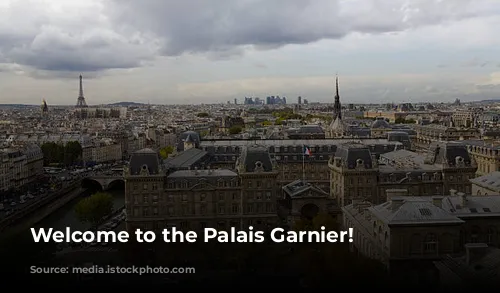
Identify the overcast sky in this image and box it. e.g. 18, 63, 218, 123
0, 0, 499, 105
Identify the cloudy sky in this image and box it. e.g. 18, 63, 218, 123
0, 0, 500, 105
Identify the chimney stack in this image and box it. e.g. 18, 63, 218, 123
457, 192, 467, 207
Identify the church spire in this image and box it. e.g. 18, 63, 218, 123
333, 75, 342, 120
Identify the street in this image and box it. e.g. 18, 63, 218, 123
0, 164, 121, 220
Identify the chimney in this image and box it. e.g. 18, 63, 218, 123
465, 243, 489, 265
386, 189, 408, 202
390, 198, 405, 211
371, 154, 378, 167
432, 196, 444, 208
457, 192, 467, 207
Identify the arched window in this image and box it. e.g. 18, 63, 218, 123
424, 233, 437, 253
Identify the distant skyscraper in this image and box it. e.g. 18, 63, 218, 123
298, 96, 302, 104
234, 98, 237, 105
76, 74, 88, 108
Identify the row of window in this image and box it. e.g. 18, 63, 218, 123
132, 191, 275, 204
131, 202, 276, 217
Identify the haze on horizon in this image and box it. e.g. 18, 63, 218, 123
0, 0, 499, 106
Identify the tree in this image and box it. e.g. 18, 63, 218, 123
41, 141, 82, 166
261, 120, 272, 126
75, 192, 114, 228
64, 141, 82, 166
159, 145, 175, 159
197, 112, 210, 118
229, 125, 242, 135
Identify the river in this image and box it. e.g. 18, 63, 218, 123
36, 188, 125, 231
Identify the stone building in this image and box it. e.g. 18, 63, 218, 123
343, 192, 500, 271
282, 179, 340, 226
370, 117, 392, 138
413, 124, 479, 151
0, 144, 43, 194
452, 108, 482, 128
200, 138, 404, 192
124, 146, 281, 232
460, 139, 500, 176
329, 142, 477, 207
470, 171, 500, 196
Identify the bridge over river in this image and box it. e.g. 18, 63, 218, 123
82, 174, 125, 191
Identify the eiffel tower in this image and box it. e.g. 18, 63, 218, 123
76, 74, 88, 108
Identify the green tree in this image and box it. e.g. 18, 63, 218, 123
159, 145, 175, 159
75, 192, 114, 228
229, 125, 243, 135
64, 141, 82, 166
395, 117, 405, 124
261, 120, 272, 126
197, 112, 210, 118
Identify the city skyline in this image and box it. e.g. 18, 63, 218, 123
0, 0, 500, 105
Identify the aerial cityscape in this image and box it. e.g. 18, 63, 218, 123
0, 0, 500, 290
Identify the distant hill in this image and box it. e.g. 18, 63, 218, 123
107, 101, 145, 106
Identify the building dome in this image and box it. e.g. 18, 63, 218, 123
371, 117, 391, 129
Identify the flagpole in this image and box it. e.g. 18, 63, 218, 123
302, 144, 305, 182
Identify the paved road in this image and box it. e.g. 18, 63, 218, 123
0, 165, 123, 220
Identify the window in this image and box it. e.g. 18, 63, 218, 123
471, 226, 481, 243
142, 208, 149, 217
487, 227, 495, 245
133, 184, 138, 190
182, 194, 188, 201
200, 204, 206, 215
218, 193, 224, 201
153, 207, 158, 216
424, 233, 437, 253
143, 183, 148, 190
200, 193, 206, 201
218, 205, 225, 214
133, 195, 138, 204
143, 195, 148, 203
232, 193, 238, 201
266, 192, 272, 200
256, 192, 262, 200
152, 183, 158, 190
232, 204, 239, 214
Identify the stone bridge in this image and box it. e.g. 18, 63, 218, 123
82, 175, 125, 191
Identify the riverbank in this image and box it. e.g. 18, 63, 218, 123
1, 187, 86, 238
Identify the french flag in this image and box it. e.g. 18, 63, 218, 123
304, 146, 312, 156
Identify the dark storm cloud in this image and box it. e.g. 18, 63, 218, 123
106, 0, 488, 58
0, 0, 496, 74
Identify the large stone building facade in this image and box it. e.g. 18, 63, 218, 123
125, 146, 282, 232
200, 139, 405, 193
329, 142, 477, 208
343, 192, 500, 270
